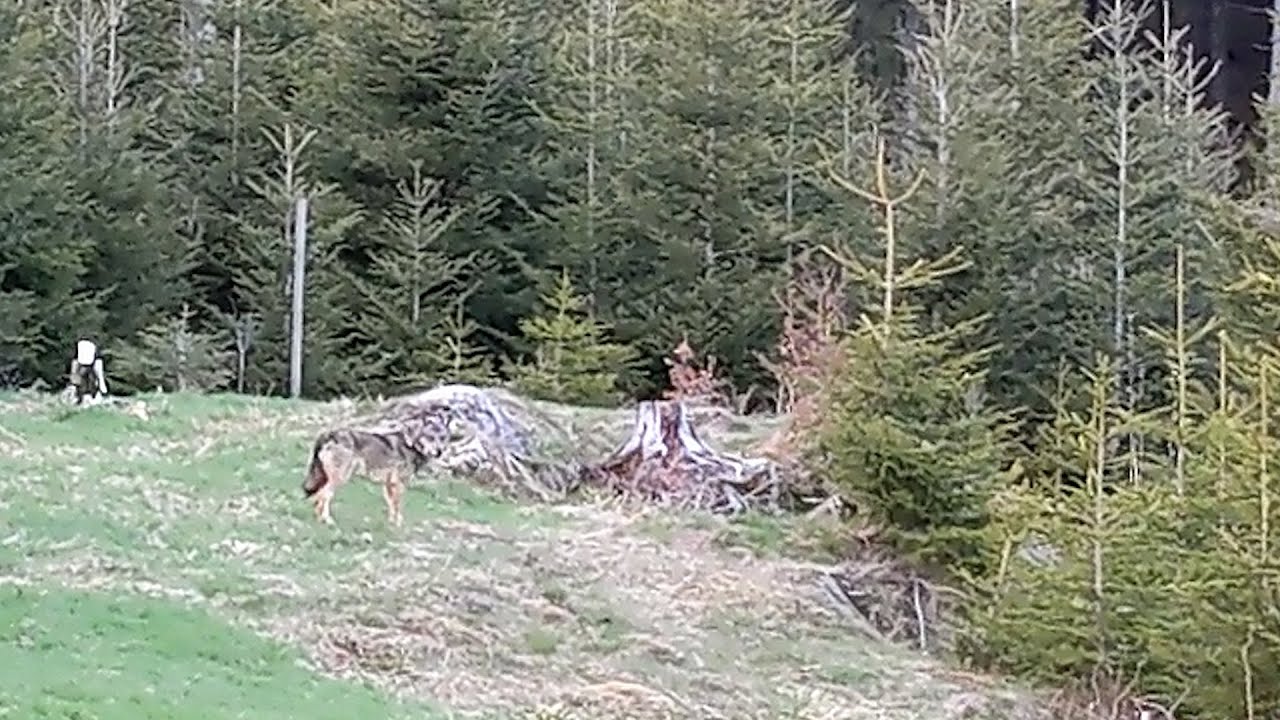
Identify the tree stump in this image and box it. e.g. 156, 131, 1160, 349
372, 383, 581, 500
581, 400, 783, 514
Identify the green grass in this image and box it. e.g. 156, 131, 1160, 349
0, 585, 439, 719
0, 389, 1041, 720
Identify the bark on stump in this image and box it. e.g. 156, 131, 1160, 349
375, 384, 580, 500
582, 400, 782, 514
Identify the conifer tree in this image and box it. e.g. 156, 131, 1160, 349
1223, 99, 1280, 349
0, 2, 104, 383
112, 303, 235, 392
1212, 105, 1280, 713
290, 182, 368, 396
154, 0, 305, 394
348, 160, 478, 389
429, 300, 498, 386
1084, 0, 1151, 407
590, 0, 857, 392
227, 123, 314, 394
301, 0, 543, 363
1074, 0, 1237, 480
1139, 2, 1236, 458
884, 0, 1096, 422
228, 122, 363, 395
964, 357, 1201, 702
761, 0, 854, 246
43, 0, 197, 337
964, 359, 1122, 677
1143, 242, 1219, 493
813, 136, 1013, 576
506, 270, 636, 406
968, 340, 1279, 716
414, 0, 553, 343
892, 0, 1051, 357
1197, 347, 1280, 716
526, 0, 637, 299
3, 0, 195, 367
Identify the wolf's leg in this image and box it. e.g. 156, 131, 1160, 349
314, 488, 336, 525
312, 445, 353, 526
379, 475, 395, 524
381, 472, 404, 527
391, 475, 405, 526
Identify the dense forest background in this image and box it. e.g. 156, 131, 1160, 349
2, 0, 1275, 406
8, 0, 1280, 716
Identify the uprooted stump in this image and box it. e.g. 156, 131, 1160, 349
580, 400, 790, 514
376, 384, 584, 502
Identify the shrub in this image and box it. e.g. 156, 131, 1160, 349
507, 270, 637, 406
112, 304, 235, 393
813, 308, 1014, 578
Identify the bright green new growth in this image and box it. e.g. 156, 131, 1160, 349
507, 270, 637, 406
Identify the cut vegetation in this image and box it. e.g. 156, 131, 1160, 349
0, 390, 1041, 719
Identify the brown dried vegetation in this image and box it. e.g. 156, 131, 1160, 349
753, 250, 850, 464
662, 335, 732, 407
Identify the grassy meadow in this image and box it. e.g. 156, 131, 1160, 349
0, 390, 1038, 719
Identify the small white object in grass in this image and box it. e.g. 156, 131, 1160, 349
75, 339, 96, 366
69, 338, 109, 400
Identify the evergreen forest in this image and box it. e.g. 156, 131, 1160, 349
7, 0, 1280, 716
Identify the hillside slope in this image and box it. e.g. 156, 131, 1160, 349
0, 390, 1039, 719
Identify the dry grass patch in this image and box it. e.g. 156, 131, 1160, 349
0, 390, 1043, 720
258, 503, 1040, 720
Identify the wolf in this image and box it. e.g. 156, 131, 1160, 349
301, 425, 435, 527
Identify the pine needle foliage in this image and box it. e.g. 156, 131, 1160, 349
112, 304, 235, 393
430, 300, 499, 386
817, 308, 1014, 577
507, 270, 637, 407
965, 347, 1280, 718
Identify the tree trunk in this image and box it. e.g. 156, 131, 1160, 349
1270, 0, 1280, 107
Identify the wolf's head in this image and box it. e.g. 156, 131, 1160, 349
302, 431, 337, 497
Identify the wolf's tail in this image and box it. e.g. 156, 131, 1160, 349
302, 431, 336, 497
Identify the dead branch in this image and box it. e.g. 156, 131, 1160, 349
817, 547, 954, 654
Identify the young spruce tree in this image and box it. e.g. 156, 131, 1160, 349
813, 136, 1014, 577
507, 270, 636, 407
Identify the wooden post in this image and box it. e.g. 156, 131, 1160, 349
1271, 0, 1280, 108
289, 195, 308, 398
1009, 0, 1019, 59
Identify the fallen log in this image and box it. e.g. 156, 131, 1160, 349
579, 399, 787, 514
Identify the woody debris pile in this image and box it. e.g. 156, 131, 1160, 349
376, 383, 584, 501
